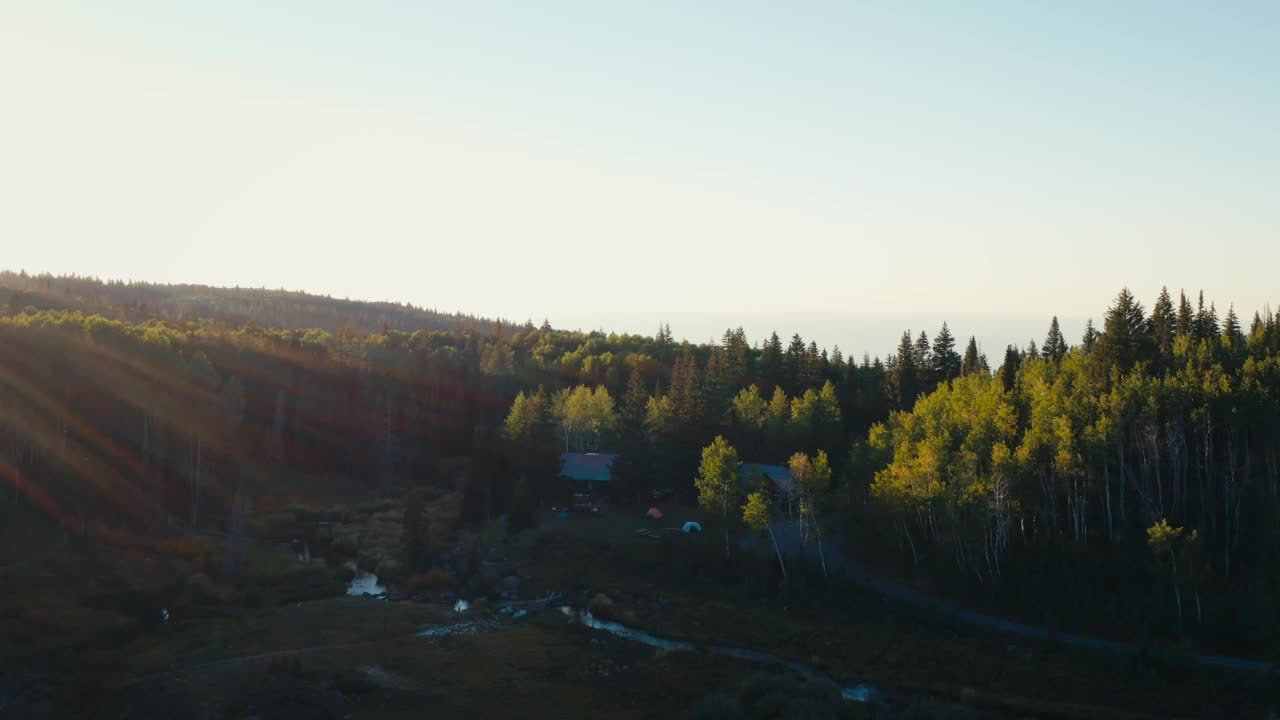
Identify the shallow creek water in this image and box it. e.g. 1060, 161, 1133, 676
407, 603, 878, 704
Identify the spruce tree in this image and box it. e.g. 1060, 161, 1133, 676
785, 334, 807, 391
1176, 290, 1194, 337
997, 345, 1020, 392
1194, 291, 1213, 341
721, 327, 749, 384
1082, 318, 1099, 353
622, 367, 649, 431
1150, 287, 1175, 364
1223, 305, 1242, 344
961, 336, 981, 376
1096, 287, 1148, 371
1204, 302, 1221, 340
892, 331, 919, 409
801, 340, 823, 388
760, 332, 784, 388
913, 330, 933, 390
669, 348, 702, 428
931, 322, 962, 381
1042, 316, 1068, 362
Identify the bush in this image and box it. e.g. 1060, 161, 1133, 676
154, 537, 221, 573
374, 559, 405, 583
407, 571, 455, 594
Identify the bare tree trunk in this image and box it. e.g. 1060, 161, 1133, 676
815, 521, 828, 577
767, 525, 787, 580
903, 522, 919, 567
721, 497, 731, 559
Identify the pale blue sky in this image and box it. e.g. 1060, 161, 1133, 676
2, 1, 1277, 354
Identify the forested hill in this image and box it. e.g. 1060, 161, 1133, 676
5, 276, 1280, 656
0, 270, 496, 335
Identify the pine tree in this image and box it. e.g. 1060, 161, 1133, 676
1082, 318, 1099, 353
1204, 302, 1221, 340
928, 323, 960, 381
1176, 290, 1194, 338
1223, 305, 1243, 344
1042, 316, 1068, 362
1194, 291, 1215, 341
913, 330, 933, 391
622, 367, 649, 433
1249, 311, 1267, 351
760, 332, 784, 388
721, 327, 750, 384
1024, 339, 1040, 360
785, 334, 807, 391
801, 340, 823, 388
892, 331, 920, 409
961, 336, 981, 376
669, 348, 702, 427
1096, 287, 1149, 371
997, 345, 1020, 392
1150, 287, 1175, 350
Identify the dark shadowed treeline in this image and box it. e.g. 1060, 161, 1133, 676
0, 311, 494, 538
0, 278, 902, 544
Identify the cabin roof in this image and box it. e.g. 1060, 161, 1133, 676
739, 463, 795, 495
561, 452, 617, 482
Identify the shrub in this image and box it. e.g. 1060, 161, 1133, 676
407, 571, 455, 594
374, 559, 405, 583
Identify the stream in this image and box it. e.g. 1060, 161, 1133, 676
578, 611, 879, 704
409, 602, 879, 705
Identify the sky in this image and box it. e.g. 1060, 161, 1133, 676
2, 2, 1277, 355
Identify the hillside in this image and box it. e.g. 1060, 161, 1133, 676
0, 271, 499, 336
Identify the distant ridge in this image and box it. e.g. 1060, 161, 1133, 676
0, 270, 507, 336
